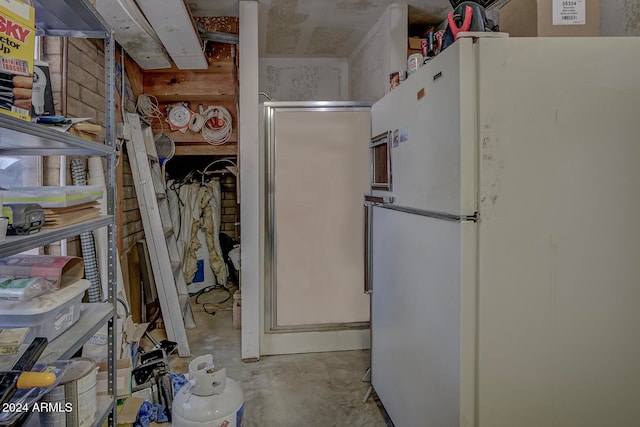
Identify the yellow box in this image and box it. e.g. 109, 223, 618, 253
0, 0, 35, 121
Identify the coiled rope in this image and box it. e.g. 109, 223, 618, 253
137, 95, 232, 145
189, 105, 233, 145
136, 94, 165, 132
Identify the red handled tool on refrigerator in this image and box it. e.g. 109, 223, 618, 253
447, 5, 473, 41
441, 1, 500, 52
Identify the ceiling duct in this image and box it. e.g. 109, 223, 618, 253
195, 23, 239, 45
200, 31, 239, 45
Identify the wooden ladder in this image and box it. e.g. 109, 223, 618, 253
124, 113, 195, 357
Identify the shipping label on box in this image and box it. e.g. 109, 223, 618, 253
0, 0, 35, 121
552, 0, 585, 25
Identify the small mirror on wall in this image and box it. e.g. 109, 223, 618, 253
370, 131, 392, 191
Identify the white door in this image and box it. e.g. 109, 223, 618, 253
262, 103, 372, 355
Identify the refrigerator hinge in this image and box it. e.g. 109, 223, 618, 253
462, 212, 479, 222
364, 195, 394, 205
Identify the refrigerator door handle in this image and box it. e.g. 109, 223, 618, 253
377, 203, 478, 222
363, 195, 393, 294
364, 202, 373, 294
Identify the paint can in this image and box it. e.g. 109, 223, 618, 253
40, 358, 98, 427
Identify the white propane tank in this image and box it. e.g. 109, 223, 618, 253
172, 354, 244, 427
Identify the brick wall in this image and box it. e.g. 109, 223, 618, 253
120, 151, 144, 252
220, 174, 239, 241
66, 39, 106, 127
40, 37, 145, 256
42, 37, 106, 190
42, 37, 106, 126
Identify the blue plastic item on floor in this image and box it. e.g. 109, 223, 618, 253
134, 401, 169, 427
172, 372, 189, 394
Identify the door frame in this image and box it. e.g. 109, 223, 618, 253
262, 102, 372, 354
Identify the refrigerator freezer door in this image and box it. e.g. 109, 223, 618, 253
371, 205, 477, 426
370, 39, 476, 216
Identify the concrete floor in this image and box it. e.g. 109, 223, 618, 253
168, 290, 391, 426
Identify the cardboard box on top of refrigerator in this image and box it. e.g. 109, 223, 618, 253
0, 0, 35, 121
500, 0, 599, 37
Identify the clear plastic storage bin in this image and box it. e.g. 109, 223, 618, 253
0, 279, 90, 342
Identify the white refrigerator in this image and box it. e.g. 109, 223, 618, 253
368, 35, 640, 427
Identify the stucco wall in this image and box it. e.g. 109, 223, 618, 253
259, 58, 349, 101
600, 0, 640, 36
348, 3, 407, 102
348, 17, 387, 102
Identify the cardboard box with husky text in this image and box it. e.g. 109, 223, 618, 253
0, 0, 35, 121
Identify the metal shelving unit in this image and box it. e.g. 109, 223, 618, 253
0, 0, 117, 424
